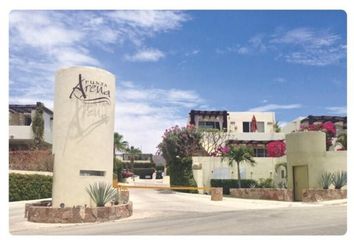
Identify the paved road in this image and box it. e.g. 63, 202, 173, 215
10, 189, 346, 235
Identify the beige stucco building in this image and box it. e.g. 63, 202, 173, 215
286, 131, 347, 201
190, 110, 347, 200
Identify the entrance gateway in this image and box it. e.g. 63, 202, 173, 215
293, 165, 309, 201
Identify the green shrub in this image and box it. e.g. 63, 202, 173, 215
257, 178, 274, 188
9, 173, 52, 201
210, 179, 258, 194
332, 171, 347, 189
319, 172, 332, 189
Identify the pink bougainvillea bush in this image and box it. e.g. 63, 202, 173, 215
266, 141, 286, 157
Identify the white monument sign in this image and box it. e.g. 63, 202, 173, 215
52, 66, 115, 208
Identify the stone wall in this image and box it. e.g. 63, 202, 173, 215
26, 201, 133, 223
230, 188, 293, 201
302, 189, 347, 202
9, 150, 54, 171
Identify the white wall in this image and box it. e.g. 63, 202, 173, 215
228, 112, 276, 133
192, 156, 286, 193
9, 126, 33, 140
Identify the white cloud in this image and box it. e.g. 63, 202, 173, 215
326, 106, 347, 115
125, 48, 165, 62
106, 10, 189, 33
185, 49, 200, 57
9, 10, 193, 153
115, 82, 204, 153
247, 104, 302, 112
271, 28, 340, 46
271, 28, 346, 66
9, 11, 189, 99
222, 27, 346, 66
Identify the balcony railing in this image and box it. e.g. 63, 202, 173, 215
9, 126, 33, 140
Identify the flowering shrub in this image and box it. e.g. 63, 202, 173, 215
300, 121, 336, 150
322, 121, 336, 135
157, 125, 202, 190
266, 141, 286, 157
210, 145, 230, 157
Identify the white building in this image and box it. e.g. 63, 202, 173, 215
189, 110, 284, 157
189, 110, 287, 190
9, 102, 53, 150
189, 110, 347, 195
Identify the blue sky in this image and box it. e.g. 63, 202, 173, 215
9, 10, 347, 153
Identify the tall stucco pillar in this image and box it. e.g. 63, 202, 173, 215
52, 66, 115, 208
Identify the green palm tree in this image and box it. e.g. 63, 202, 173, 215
223, 145, 256, 188
125, 146, 142, 170
113, 132, 128, 155
273, 121, 281, 133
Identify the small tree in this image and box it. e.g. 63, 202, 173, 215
157, 125, 203, 190
220, 145, 256, 188
199, 128, 230, 156
125, 146, 142, 171
32, 102, 44, 148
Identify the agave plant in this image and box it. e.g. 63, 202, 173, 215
319, 172, 332, 189
332, 171, 347, 189
86, 182, 117, 207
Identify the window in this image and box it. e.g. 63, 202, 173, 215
243, 121, 265, 132
253, 148, 266, 157
243, 122, 250, 132
80, 170, 105, 176
198, 121, 220, 130
24, 115, 32, 126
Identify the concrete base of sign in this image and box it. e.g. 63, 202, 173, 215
25, 201, 133, 223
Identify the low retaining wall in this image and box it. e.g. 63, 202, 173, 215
230, 188, 293, 201
26, 201, 133, 223
9, 150, 54, 172
302, 189, 347, 202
